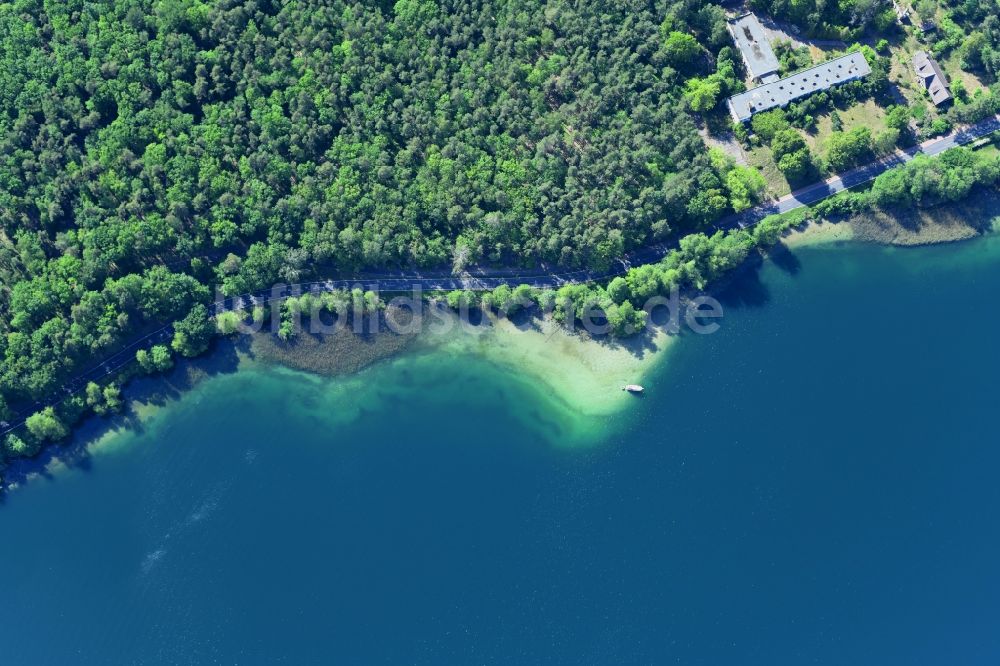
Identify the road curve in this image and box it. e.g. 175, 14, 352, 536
2, 114, 998, 438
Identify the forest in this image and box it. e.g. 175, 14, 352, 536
1, 0, 997, 457
0, 0, 760, 419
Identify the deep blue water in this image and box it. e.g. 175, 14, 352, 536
2, 236, 1000, 664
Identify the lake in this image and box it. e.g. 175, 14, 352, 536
2, 235, 1000, 664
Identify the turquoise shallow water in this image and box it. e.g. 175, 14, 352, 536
2, 235, 1000, 664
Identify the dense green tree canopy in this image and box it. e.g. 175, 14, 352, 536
1, 0, 740, 416
870, 147, 1000, 208
25, 407, 68, 442
750, 0, 887, 39
825, 128, 874, 172
136, 344, 175, 373
172, 304, 214, 357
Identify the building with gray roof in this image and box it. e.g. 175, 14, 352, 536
726, 52, 872, 123
727, 13, 780, 82
913, 51, 951, 106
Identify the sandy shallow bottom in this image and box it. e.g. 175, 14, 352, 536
246, 306, 678, 427
424, 313, 675, 420
10, 311, 679, 486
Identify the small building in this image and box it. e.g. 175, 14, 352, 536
726, 13, 780, 83
892, 0, 911, 23
727, 52, 872, 123
913, 51, 951, 106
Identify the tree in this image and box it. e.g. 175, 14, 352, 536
508, 284, 536, 315
13, 0, 979, 433
625, 264, 665, 302
103, 385, 123, 413
607, 277, 631, 305
825, 128, 873, 172
26, 407, 68, 443
777, 150, 814, 183
873, 128, 901, 156
750, 0, 889, 37
751, 111, 791, 142
488, 284, 514, 313
914, 0, 938, 24
363, 291, 383, 313
771, 129, 808, 161
172, 305, 214, 357
607, 300, 647, 337
4, 433, 39, 458
445, 290, 476, 310
771, 129, 816, 183
219, 243, 288, 296
684, 77, 722, 113
754, 215, 788, 246
868, 147, 1000, 208
869, 165, 911, 207
136, 349, 153, 373
216, 311, 243, 335
663, 31, 702, 69
86, 382, 105, 413
774, 40, 813, 74
138, 345, 174, 373
278, 318, 297, 342
724, 166, 767, 212
536, 290, 557, 312
86, 382, 123, 415
686, 189, 730, 226
885, 105, 912, 137
830, 109, 844, 133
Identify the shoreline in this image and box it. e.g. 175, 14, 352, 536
783, 188, 1000, 249
425, 312, 674, 417
6, 193, 1000, 486
244, 305, 677, 424
248, 309, 678, 445
1, 310, 677, 488
0, 342, 247, 491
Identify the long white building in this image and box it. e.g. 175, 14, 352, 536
726, 51, 872, 123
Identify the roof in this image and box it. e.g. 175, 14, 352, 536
726, 13, 780, 80
913, 50, 951, 105
727, 52, 872, 123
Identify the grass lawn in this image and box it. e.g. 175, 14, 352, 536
804, 99, 888, 153
972, 141, 1000, 159
746, 146, 792, 197
887, 38, 925, 106
941, 49, 989, 97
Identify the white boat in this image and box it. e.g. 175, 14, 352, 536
622, 384, 644, 393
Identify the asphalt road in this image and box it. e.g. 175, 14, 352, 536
3, 114, 999, 438
734, 113, 1000, 224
